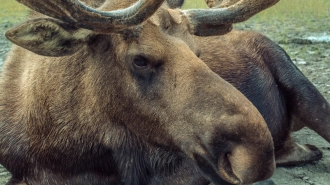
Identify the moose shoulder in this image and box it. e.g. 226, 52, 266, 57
0, 0, 279, 185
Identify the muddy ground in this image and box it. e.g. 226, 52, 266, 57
0, 15, 329, 185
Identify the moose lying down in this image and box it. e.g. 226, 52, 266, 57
0, 0, 280, 184
153, 1, 330, 184
0, 0, 329, 184
178, 0, 330, 162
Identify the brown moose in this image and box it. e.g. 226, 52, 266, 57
154, 0, 330, 183
0, 0, 279, 185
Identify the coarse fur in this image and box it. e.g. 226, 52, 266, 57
160, 27, 330, 185
196, 31, 328, 165
156, 0, 330, 183
0, 0, 280, 185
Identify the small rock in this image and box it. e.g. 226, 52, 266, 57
297, 60, 307, 65
303, 176, 309, 180
294, 58, 307, 65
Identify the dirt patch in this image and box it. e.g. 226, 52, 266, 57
0, 16, 330, 185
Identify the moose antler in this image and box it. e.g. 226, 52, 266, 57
183, 0, 279, 36
16, 0, 165, 32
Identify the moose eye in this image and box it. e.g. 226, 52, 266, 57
133, 56, 148, 68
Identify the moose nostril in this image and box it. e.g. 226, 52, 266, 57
221, 148, 276, 184
222, 153, 233, 174
193, 152, 242, 185
218, 153, 241, 184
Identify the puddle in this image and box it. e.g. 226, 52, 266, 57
306, 33, 330, 43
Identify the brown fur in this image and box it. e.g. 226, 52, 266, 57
196, 31, 328, 164
0, 1, 276, 185
144, 0, 330, 183
165, 0, 329, 170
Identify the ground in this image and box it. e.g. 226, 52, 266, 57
0, 14, 329, 185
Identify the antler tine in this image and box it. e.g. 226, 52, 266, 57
183, 0, 279, 36
16, 0, 166, 32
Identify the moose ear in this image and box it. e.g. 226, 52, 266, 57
5, 18, 92, 57
167, 9, 183, 24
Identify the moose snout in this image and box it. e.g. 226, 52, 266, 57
170, 62, 276, 184
187, 115, 275, 185
217, 144, 276, 184
193, 141, 275, 185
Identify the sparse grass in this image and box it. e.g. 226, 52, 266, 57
258, 0, 329, 20
183, 0, 329, 44
0, 1, 28, 26
1, 0, 329, 26
182, 1, 208, 9
183, 0, 330, 21
0, 0, 329, 42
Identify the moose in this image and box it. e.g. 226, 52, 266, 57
0, 0, 281, 185
2, 0, 329, 184
162, 0, 330, 180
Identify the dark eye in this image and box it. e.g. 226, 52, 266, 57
133, 56, 148, 68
